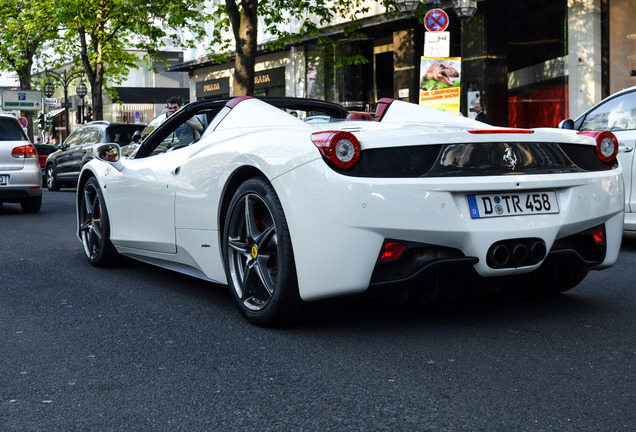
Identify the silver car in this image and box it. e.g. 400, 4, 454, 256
0, 113, 42, 213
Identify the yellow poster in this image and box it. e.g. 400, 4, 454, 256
419, 57, 461, 113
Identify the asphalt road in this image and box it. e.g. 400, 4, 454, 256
1, 189, 635, 431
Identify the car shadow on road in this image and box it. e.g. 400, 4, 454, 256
79, 239, 630, 332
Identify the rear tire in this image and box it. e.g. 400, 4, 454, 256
78, 177, 118, 266
223, 177, 315, 326
46, 165, 61, 191
20, 195, 42, 213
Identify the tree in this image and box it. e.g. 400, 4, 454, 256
55, 0, 210, 120
212, 0, 399, 96
0, 0, 58, 139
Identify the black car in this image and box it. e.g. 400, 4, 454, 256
45, 121, 145, 191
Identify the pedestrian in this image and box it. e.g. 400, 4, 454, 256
166, 96, 204, 146
474, 102, 487, 123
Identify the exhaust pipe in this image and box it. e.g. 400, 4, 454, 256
488, 244, 510, 267
487, 238, 547, 269
530, 241, 547, 262
512, 244, 528, 264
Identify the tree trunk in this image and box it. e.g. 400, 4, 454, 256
17, 67, 35, 141
92, 62, 105, 121
228, 0, 258, 96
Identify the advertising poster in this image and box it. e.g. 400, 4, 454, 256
419, 57, 461, 113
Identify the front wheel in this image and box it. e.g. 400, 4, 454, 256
223, 177, 308, 326
46, 165, 61, 191
78, 177, 118, 266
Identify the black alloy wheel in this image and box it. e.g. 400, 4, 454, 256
79, 177, 117, 266
223, 177, 305, 325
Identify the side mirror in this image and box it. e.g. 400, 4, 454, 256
95, 143, 124, 171
558, 119, 575, 130
131, 130, 142, 143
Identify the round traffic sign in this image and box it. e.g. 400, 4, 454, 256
18, 117, 28, 128
424, 9, 449, 32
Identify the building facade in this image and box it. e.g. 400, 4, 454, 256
44, 51, 190, 143
171, 0, 634, 129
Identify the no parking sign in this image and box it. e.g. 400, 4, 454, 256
424, 9, 449, 32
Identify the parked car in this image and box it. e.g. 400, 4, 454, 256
0, 113, 42, 213
45, 121, 145, 191
33, 142, 56, 177
559, 85, 636, 231
76, 97, 623, 325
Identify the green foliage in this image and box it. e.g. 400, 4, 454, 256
54, 0, 211, 92
210, 0, 400, 66
0, 0, 57, 87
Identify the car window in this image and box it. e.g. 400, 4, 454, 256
107, 125, 145, 145
136, 107, 221, 158
63, 129, 82, 147
80, 127, 101, 144
580, 91, 636, 131
0, 117, 28, 141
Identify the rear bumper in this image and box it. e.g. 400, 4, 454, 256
0, 164, 43, 201
274, 160, 624, 301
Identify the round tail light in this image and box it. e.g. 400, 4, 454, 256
577, 130, 619, 163
311, 131, 361, 169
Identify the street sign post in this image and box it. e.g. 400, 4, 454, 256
1, 90, 42, 111
424, 31, 450, 57
424, 9, 449, 32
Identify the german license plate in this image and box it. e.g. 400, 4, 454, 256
467, 191, 559, 218
0, 175, 7, 185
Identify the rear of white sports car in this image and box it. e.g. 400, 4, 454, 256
75, 96, 624, 325
275, 100, 624, 303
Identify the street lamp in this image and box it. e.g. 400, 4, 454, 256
396, 0, 422, 13
43, 69, 85, 138
453, 0, 477, 23
76, 79, 88, 124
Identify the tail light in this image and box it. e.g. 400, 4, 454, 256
11, 145, 38, 159
380, 241, 406, 262
592, 225, 605, 244
577, 130, 618, 163
311, 131, 361, 169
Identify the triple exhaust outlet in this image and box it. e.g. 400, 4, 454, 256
486, 238, 547, 269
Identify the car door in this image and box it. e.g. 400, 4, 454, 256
104, 149, 191, 253
578, 90, 636, 212
71, 127, 102, 178
103, 118, 195, 254
54, 129, 83, 179
103, 103, 221, 253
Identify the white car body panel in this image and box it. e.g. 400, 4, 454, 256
566, 85, 636, 230
78, 98, 625, 302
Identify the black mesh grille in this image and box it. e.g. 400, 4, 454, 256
332, 142, 617, 178
334, 145, 442, 177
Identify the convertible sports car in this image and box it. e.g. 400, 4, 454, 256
76, 96, 624, 325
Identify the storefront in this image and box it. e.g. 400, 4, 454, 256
170, 0, 634, 128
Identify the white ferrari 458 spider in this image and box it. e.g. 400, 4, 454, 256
76, 96, 624, 325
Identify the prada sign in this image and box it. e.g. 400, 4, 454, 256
196, 77, 230, 98
254, 67, 285, 89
